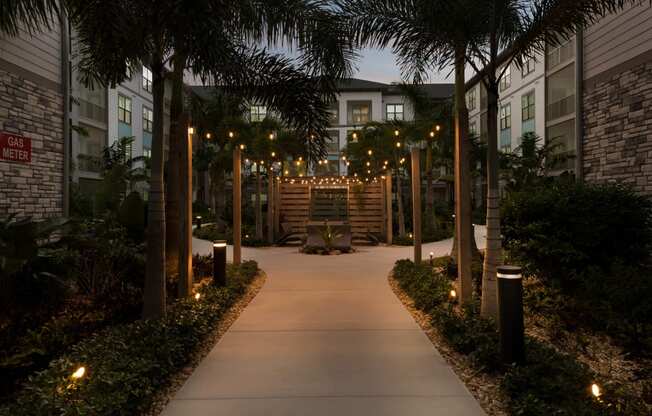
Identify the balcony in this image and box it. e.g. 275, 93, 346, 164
77, 154, 103, 173
547, 95, 575, 120
79, 99, 107, 124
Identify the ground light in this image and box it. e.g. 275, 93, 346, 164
591, 383, 602, 398
450, 289, 457, 299
194, 293, 201, 301
229, 131, 234, 138
71, 366, 85, 380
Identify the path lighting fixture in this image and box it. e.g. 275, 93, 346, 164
229, 131, 234, 138
429, 251, 434, 265
213, 241, 227, 286
194, 292, 201, 301
71, 366, 86, 380
591, 383, 602, 399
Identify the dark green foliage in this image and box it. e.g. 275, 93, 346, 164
391, 259, 647, 415
393, 259, 452, 314
502, 182, 652, 284
193, 224, 232, 244
117, 191, 146, 242
503, 182, 652, 352
0, 261, 258, 415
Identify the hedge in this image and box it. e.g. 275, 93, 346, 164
0, 260, 259, 416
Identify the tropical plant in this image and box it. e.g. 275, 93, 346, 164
320, 222, 343, 251
340, 0, 485, 303
68, 0, 355, 317
342, 122, 411, 237
0, 0, 59, 36
465, 0, 639, 320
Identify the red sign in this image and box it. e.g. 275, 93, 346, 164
0, 132, 31, 163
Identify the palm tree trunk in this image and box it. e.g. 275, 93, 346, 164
481, 79, 502, 320
426, 143, 434, 230
142, 55, 167, 319
255, 163, 263, 240
165, 56, 183, 278
453, 44, 473, 305
396, 169, 406, 237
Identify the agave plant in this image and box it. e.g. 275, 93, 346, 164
320, 221, 343, 252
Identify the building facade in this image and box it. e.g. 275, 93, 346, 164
466, 2, 652, 194
0, 21, 66, 219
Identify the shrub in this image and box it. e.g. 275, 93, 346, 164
502, 182, 652, 284
193, 224, 232, 243
0, 261, 258, 415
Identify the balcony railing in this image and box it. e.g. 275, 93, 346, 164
546, 39, 575, 71
77, 154, 103, 173
547, 95, 575, 120
79, 99, 107, 123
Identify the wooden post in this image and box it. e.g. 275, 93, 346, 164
233, 147, 242, 265
267, 168, 274, 243
178, 127, 193, 297
385, 172, 393, 245
274, 177, 280, 238
411, 148, 422, 264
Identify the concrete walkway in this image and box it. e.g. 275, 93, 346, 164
161, 228, 487, 416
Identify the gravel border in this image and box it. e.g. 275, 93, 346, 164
388, 273, 509, 416
144, 271, 267, 415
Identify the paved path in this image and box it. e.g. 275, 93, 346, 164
161, 228, 487, 416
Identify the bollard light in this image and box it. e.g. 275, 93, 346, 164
497, 265, 525, 364
213, 240, 227, 286
195, 215, 202, 229
429, 251, 434, 266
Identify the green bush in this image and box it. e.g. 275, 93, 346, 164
390, 259, 647, 415
502, 182, 652, 284
0, 261, 258, 416
193, 224, 232, 243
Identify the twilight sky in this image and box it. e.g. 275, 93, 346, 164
353, 47, 453, 84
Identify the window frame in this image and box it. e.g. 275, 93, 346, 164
521, 57, 536, 77
466, 88, 477, 110
118, 94, 132, 125
500, 65, 511, 91
350, 102, 370, 124
500, 103, 511, 130
142, 66, 153, 93
142, 106, 153, 133
250, 105, 267, 122
386, 103, 404, 121
521, 91, 535, 122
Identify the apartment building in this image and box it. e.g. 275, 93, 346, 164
0, 20, 67, 219
466, 2, 652, 193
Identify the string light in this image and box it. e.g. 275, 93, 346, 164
284, 170, 289, 175
195, 293, 201, 301
271, 151, 276, 157
205, 132, 211, 139
396, 141, 402, 148
366, 161, 371, 167
367, 149, 373, 156
341, 155, 347, 161
400, 158, 406, 164
188, 127, 194, 135
591, 383, 601, 398
346, 161, 350, 166
239, 144, 245, 150
229, 131, 234, 138
436, 124, 441, 131
450, 289, 457, 299
352, 132, 358, 140
269, 133, 274, 140
394, 129, 399, 136
429, 131, 435, 138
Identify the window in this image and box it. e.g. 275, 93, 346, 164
143, 107, 153, 132
546, 64, 575, 120
250, 105, 267, 122
124, 141, 132, 161
348, 101, 370, 124
118, 95, 132, 124
522, 57, 535, 77
386, 104, 404, 121
327, 103, 339, 125
500, 65, 511, 91
500, 103, 511, 130
143, 147, 151, 158
466, 88, 476, 110
142, 66, 152, 93
546, 38, 575, 71
521, 91, 535, 121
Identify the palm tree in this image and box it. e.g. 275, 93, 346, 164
68, 0, 354, 318
466, 0, 639, 319
340, 0, 485, 304
0, 0, 59, 36
342, 122, 411, 238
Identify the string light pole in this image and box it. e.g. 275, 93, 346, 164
411, 141, 422, 264
179, 126, 194, 298
232, 133, 242, 265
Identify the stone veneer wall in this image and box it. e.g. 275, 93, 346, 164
0, 68, 64, 219
583, 60, 652, 194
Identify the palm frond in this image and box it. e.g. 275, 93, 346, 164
0, 0, 59, 36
